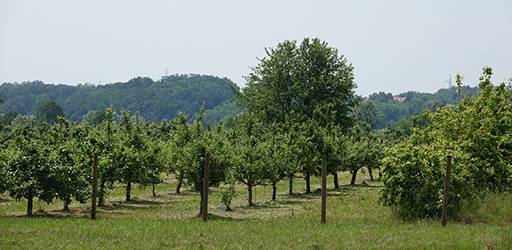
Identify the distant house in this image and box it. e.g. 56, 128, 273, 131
393, 96, 407, 103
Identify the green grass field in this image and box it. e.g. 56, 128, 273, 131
1, 171, 511, 249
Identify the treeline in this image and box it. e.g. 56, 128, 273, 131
0, 74, 237, 122
1, 72, 478, 130
369, 86, 479, 128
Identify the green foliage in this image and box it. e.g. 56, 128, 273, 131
0, 75, 236, 122
381, 68, 512, 219
219, 184, 237, 211
369, 86, 479, 129
35, 100, 64, 124
241, 38, 356, 128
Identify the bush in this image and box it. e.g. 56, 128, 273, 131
380, 69, 512, 220
219, 185, 237, 211
380, 139, 473, 219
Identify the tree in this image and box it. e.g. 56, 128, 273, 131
166, 112, 191, 194
240, 38, 357, 201
35, 101, 64, 124
48, 118, 89, 210
82, 110, 107, 126
4, 123, 56, 216
180, 108, 231, 215
231, 113, 270, 206
116, 110, 148, 202
96, 107, 119, 206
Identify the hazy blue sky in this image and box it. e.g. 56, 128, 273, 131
1, 0, 511, 95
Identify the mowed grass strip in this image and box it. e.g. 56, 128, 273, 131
1, 171, 511, 249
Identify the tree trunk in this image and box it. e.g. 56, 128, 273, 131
176, 174, 183, 194
305, 172, 311, 194
63, 199, 70, 211
126, 180, 131, 202
98, 179, 105, 207
288, 174, 293, 195
27, 194, 33, 217
199, 189, 204, 217
350, 169, 358, 186
368, 165, 374, 181
152, 184, 156, 197
272, 181, 277, 201
248, 181, 254, 206
333, 171, 340, 190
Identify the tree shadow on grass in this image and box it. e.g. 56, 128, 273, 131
204, 213, 245, 222
0, 197, 12, 204
1, 209, 91, 219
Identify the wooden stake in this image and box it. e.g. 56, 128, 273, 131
91, 151, 98, 220
202, 152, 210, 222
321, 155, 327, 224
441, 155, 452, 226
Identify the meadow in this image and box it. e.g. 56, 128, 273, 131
1, 171, 510, 249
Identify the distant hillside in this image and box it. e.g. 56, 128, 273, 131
0, 75, 479, 127
0, 74, 237, 121
369, 86, 479, 128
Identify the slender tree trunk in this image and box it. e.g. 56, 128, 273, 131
152, 184, 156, 197
333, 171, 340, 190
288, 174, 293, 195
368, 165, 374, 181
350, 169, 358, 186
199, 189, 204, 217
272, 181, 277, 201
321, 156, 327, 224
91, 151, 98, 220
176, 174, 183, 194
248, 181, 254, 206
305, 172, 311, 194
63, 198, 70, 211
27, 194, 34, 217
126, 180, 131, 202
98, 180, 105, 207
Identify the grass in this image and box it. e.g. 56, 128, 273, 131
1, 170, 511, 249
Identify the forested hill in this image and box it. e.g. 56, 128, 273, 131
369, 86, 479, 128
0, 74, 479, 126
0, 74, 237, 121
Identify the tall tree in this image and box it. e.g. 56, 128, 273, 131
35, 101, 64, 124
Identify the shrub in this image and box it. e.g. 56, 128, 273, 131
219, 185, 237, 211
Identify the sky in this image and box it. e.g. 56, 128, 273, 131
1, 0, 511, 96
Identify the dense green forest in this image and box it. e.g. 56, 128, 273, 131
0, 74, 478, 128
0, 74, 237, 122
369, 86, 479, 128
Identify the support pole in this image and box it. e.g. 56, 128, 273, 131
321, 155, 327, 224
202, 152, 210, 221
441, 155, 452, 226
91, 151, 98, 220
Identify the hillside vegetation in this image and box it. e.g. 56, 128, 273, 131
0, 74, 236, 121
